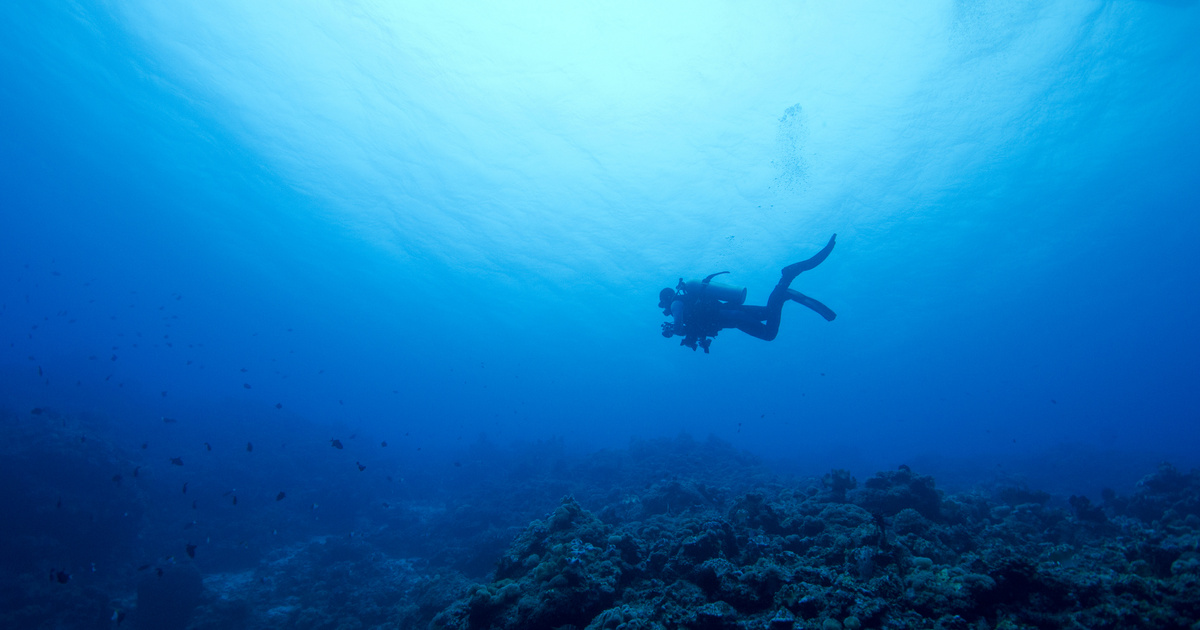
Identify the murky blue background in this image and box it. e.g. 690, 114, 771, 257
4, 1, 1198, 488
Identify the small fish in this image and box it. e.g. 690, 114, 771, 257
204, 442, 212, 451
239, 368, 247, 373
133, 466, 140, 478
232, 496, 238, 506
246, 442, 253, 453
330, 439, 343, 449
242, 383, 251, 389
222, 489, 235, 496
112, 474, 122, 484
30, 407, 43, 415
156, 567, 163, 577
276, 491, 286, 501
453, 461, 461, 468
182, 482, 188, 494
183, 520, 196, 530
381, 441, 388, 447
112, 609, 127, 624
80, 435, 86, 443
51, 569, 70, 584
191, 500, 197, 509
136, 564, 151, 571
185, 544, 196, 559
162, 417, 176, 424
38, 366, 43, 376
356, 462, 366, 472
170, 457, 183, 466
275, 403, 282, 409
56, 498, 62, 508
141, 442, 148, 449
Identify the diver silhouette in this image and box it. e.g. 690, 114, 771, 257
659, 234, 837, 353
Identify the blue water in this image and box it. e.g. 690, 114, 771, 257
4, 2, 1199, 490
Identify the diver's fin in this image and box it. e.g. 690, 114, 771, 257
781, 233, 836, 282
788, 289, 836, 322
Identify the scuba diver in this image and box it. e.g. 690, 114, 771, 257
659, 234, 837, 353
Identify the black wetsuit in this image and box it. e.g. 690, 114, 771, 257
662, 234, 837, 351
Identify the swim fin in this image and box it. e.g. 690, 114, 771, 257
788, 289, 836, 321
781, 233, 836, 282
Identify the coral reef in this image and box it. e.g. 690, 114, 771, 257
2, 413, 1198, 630
434, 463, 1200, 630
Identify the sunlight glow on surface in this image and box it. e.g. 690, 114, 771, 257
118, 2, 997, 278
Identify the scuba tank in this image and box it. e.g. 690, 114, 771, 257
680, 271, 746, 305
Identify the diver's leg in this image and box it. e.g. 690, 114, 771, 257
735, 321, 774, 340
736, 285, 791, 341
787, 289, 837, 322
781, 233, 836, 283
740, 257, 837, 340
718, 306, 774, 341
736, 305, 769, 319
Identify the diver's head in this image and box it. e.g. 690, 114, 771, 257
658, 288, 676, 310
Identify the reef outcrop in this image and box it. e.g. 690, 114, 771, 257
434, 464, 1200, 630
